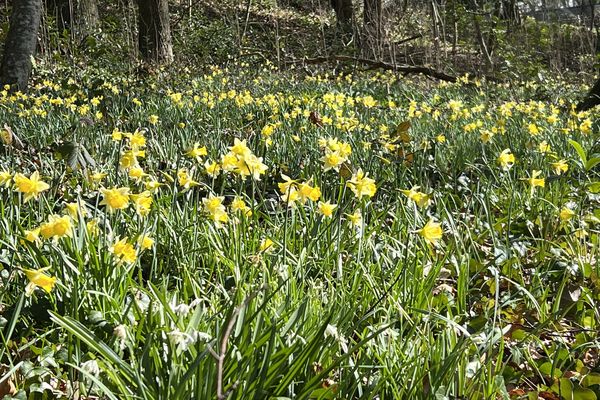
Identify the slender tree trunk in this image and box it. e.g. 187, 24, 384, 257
0, 0, 43, 91
472, 13, 493, 71
331, 0, 353, 26
588, 0, 599, 55
430, 0, 440, 67
46, 0, 98, 38
451, 0, 458, 63
45, 0, 71, 32
468, 0, 493, 72
138, 0, 173, 64
500, 0, 520, 29
363, 0, 382, 58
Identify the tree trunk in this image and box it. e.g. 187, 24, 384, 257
138, 0, 173, 64
0, 0, 43, 92
363, 0, 382, 58
331, 0, 353, 26
588, 0, 599, 55
75, 0, 99, 36
472, 13, 493, 71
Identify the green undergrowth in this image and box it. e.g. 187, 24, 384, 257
0, 65, 598, 399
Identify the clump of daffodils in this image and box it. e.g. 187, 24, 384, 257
522, 170, 545, 196
185, 142, 208, 161
346, 169, 377, 199
110, 237, 138, 264
23, 267, 57, 296
497, 149, 515, 171
417, 219, 443, 245
318, 200, 337, 218
401, 186, 431, 208
220, 138, 267, 180
278, 174, 321, 207
203, 194, 229, 227
319, 137, 351, 172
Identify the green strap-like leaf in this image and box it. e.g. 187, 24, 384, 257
569, 139, 588, 165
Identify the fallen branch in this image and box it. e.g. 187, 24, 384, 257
394, 33, 424, 46
291, 55, 502, 83
294, 55, 458, 82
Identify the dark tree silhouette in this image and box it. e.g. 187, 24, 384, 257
577, 77, 600, 112
331, 0, 353, 26
0, 0, 43, 92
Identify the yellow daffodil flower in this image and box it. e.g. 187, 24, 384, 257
318, 200, 337, 218
497, 149, 515, 171
13, 171, 50, 202
100, 187, 130, 212
347, 169, 377, 199
23, 267, 57, 294
417, 219, 443, 244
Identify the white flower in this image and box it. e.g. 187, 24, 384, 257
172, 303, 191, 316
113, 324, 127, 340
81, 359, 100, 377
324, 324, 339, 339
168, 328, 210, 352
324, 324, 348, 352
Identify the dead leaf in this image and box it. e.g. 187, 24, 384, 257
339, 162, 353, 179
1, 124, 24, 149
508, 388, 525, 397
309, 111, 323, 127
538, 391, 560, 400
0, 364, 17, 398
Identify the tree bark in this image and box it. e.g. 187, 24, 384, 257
363, 0, 382, 58
0, 0, 43, 92
75, 0, 99, 36
138, 0, 173, 64
331, 0, 353, 26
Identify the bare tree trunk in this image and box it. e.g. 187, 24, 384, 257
469, 0, 493, 72
451, 0, 458, 63
0, 0, 43, 91
45, 0, 98, 43
138, 0, 173, 64
472, 13, 493, 71
363, 0, 382, 59
331, 0, 353, 26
